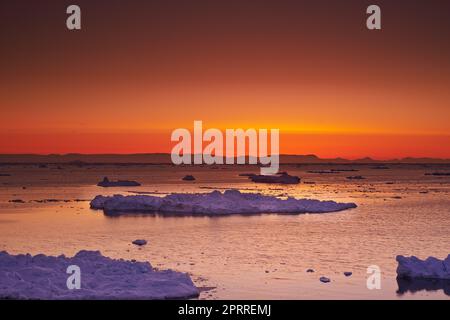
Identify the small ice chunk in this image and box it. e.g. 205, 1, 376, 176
132, 239, 147, 246
424, 172, 450, 176
9, 199, 25, 203
346, 176, 365, 180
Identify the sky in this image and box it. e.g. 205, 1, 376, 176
1, 0, 449, 159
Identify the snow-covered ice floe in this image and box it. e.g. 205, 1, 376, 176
396, 255, 450, 280
90, 190, 357, 216
0, 250, 199, 299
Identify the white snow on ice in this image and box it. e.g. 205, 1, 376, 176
90, 190, 357, 215
0, 250, 199, 299
396, 255, 450, 280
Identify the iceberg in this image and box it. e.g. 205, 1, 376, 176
0, 250, 199, 300
396, 255, 450, 280
90, 190, 357, 216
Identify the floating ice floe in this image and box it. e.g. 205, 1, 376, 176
396, 255, 450, 280
307, 170, 338, 174
247, 172, 300, 184
424, 172, 450, 176
9, 199, 25, 203
238, 173, 256, 177
97, 177, 141, 187
371, 166, 390, 170
90, 190, 357, 216
346, 175, 365, 180
0, 250, 198, 299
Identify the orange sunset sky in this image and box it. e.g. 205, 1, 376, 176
1, 0, 449, 159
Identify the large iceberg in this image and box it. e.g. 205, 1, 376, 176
0, 250, 199, 300
396, 255, 450, 280
90, 190, 357, 215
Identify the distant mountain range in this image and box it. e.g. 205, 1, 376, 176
0, 153, 449, 164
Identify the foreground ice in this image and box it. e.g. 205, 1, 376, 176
90, 190, 357, 215
396, 255, 450, 280
397, 277, 450, 296
0, 250, 199, 299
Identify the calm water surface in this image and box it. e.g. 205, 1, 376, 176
0, 164, 449, 299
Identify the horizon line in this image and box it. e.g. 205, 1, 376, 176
0, 153, 449, 162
